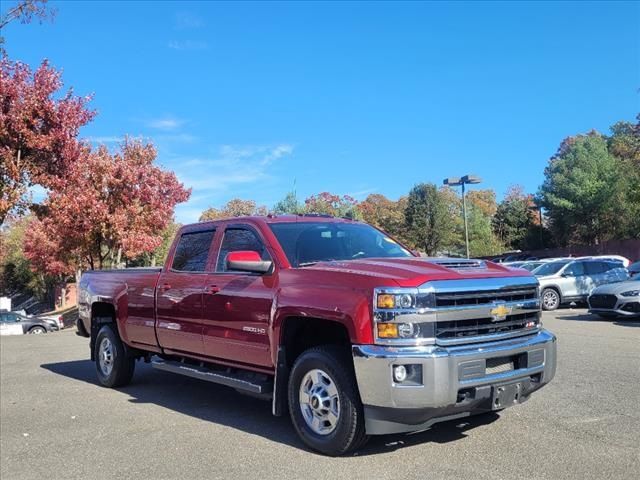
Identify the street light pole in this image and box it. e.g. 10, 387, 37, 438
443, 174, 482, 259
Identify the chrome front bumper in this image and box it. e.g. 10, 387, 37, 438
352, 330, 557, 434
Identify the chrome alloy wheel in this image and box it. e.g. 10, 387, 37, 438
299, 369, 340, 435
543, 290, 559, 310
98, 337, 114, 376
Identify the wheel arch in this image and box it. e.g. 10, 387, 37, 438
272, 316, 353, 417
89, 302, 118, 361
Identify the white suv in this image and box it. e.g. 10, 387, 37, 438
533, 259, 629, 311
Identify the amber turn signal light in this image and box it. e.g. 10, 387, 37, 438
377, 323, 399, 338
377, 294, 395, 309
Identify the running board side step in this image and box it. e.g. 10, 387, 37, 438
152, 359, 273, 395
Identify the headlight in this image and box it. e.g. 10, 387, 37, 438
374, 288, 436, 345
621, 290, 640, 297
376, 293, 415, 309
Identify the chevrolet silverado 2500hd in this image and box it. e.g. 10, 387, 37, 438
77, 215, 556, 455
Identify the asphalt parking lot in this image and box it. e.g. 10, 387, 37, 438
1, 310, 639, 480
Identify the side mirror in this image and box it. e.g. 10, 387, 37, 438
226, 251, 272, 274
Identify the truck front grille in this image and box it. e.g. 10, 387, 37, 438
435, 287, 538, 307
435, 312, 540, 341
428, 279, 541, 346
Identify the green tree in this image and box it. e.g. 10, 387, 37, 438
493, 185, 540, 250
404, 183, 458, 255
539, 132, 625, 245
608, 115, 640, 238
273, 191, 303, 215
467, 203, 504, 256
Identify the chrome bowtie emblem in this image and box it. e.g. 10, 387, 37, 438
490, 302, 512, 322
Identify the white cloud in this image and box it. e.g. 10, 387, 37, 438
346, 188, 376, 199
175, 12, 204, 30
147, 117, 184, 130
168, 144, 295, 222
168, 40, 208, 51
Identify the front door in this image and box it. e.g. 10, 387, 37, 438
156, 228, 216, 356
202, 224, 276, 368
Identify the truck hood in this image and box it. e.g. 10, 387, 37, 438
302, 257, 532, 287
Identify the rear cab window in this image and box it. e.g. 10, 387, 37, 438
171, 229, 216, 272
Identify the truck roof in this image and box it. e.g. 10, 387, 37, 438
193, 214, 360, 229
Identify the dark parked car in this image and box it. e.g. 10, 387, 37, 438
0, 311, 54, 335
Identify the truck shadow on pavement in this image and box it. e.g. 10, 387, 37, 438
40, 359, 500, 456
555, 313, 640, 327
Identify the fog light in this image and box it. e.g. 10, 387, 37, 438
393, 365, 407, 383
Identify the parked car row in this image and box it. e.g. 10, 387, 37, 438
531, 258, 629, 311
503, 255, 639, 319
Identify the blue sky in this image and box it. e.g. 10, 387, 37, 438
3, 1, 639, 223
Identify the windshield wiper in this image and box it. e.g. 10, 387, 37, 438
298, 258, 339, 267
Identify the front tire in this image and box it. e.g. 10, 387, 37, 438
541, 288, 560, 311
95, 325, 135, 388
288, 346, 368, 456
28, 326, 47, 334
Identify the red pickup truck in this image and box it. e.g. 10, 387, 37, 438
77, 215, 556, 455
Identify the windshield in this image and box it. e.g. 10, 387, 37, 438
269, 222, 412, 267
532, 261, 569, 276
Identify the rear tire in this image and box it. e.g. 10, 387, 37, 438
95, 325, 135, 388
541, 288, 560, 311
288, 346, 368, 456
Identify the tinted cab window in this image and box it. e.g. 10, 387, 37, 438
217, 227, 271, 272
171, 230, 215, 272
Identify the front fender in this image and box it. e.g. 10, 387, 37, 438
270, 284, 373, 365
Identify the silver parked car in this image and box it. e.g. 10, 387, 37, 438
533, 259, 629, 311
588, 280, 640, 318
628, 261, 640, 279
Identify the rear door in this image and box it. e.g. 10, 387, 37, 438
155, 228, 216, 355
201, 224, 276, 368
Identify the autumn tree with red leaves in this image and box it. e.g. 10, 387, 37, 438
24, 139, 191, 277
0, 57, 95, 223
304, 192, 360, 219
